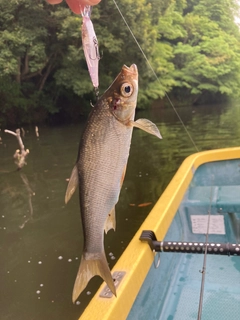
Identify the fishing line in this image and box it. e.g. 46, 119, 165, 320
197, 176, 214, 320
112, 0, 199, 152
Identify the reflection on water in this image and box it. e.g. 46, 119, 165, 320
0, 103, 240, 319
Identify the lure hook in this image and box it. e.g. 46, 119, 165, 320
89, 37, 100, 61
81, 5, 92, 18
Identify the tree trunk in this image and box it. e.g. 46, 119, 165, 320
15, 57, 21, 83
38, 62, 53, 91
22, 53, 29, 76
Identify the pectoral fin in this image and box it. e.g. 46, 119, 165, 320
104, 207, 116, 234
129, 119, 162, 139
65, 164, 78, 204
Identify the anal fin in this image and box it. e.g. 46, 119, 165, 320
104, 165, 126, 234
104, 207, 116, 233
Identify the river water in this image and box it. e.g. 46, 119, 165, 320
0, 103, 240, 320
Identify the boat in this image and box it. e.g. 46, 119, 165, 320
79, 147, 240, 319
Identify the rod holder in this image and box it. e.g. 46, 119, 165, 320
140, 230, 240, 256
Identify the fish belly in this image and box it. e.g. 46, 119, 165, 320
78, 106, 133, 253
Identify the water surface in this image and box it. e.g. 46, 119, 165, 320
0, 103, 240, 319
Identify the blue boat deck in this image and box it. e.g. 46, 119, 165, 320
127, 159, 240, 319
159, 254, 240, 320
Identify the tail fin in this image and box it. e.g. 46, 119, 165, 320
72, 252, 116, 303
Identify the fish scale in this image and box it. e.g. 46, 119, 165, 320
79, 104, 133, 253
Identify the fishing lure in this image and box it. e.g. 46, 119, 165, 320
46, 1, 100, 90
81, 5, 100, 89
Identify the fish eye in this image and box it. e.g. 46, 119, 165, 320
121, 83, 133, 97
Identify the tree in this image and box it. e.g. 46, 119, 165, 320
1, 0, 240, 125
0, 0, 65, 123
171, 0, 240, 103
0, 0, 162, 124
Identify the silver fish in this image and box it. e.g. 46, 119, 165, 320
65, 64, 162, 302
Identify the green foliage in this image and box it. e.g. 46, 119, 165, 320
1, 0, 240, 125
0, 0, 59, 124
169, 0, 240, 103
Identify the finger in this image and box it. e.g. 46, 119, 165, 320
46, 0, 63, 4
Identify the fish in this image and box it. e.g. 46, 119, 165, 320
65, 64, 162, 302
81, 6, 100, 88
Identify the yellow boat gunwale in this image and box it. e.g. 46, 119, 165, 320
79, 147, 240, 320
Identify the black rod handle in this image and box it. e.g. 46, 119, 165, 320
140, 230, 240, 256
160, 241, 240, 256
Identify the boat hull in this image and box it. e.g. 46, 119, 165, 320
80, 147, 240, 320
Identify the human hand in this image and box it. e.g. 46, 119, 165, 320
46, 0, 101, 14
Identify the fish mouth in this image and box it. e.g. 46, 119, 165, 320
122, 64, 138, 75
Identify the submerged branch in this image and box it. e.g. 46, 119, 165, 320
35, 126, 39, 138
4, 129, 29, 170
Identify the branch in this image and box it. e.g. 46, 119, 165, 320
21, 52, 56, 81
4, 129, 29, 170
21, 70, 42, 81
38, 62, 53, 91
35, 126, 39, 138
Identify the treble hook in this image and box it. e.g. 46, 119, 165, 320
89, 37, 100, 61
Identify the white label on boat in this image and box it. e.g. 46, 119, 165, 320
191, 215, 225, 234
